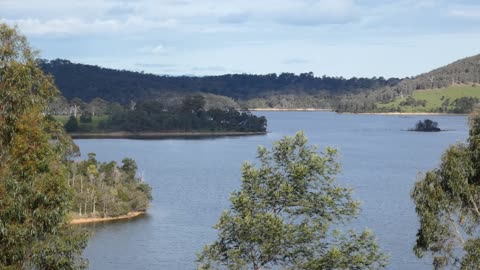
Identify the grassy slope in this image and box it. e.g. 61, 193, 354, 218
377, 85, 480, 112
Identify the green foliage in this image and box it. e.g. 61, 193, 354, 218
412, 112, 480, 269
197, 132, 387, 270
410, 119, 441, 132
121, 158, 138, 178
69, 154, 152, 217
65, 115, 79, 132
182, 95, 206, 113
54, 96, 267, 133
399, 96, 427, 107
100, 98, 267, 133
39, 59, 399, 104
336, 54, 480, 113
0, 23, 88, 269
79, 112, 93, 123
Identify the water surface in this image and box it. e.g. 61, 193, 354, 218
76, 112, 468, 270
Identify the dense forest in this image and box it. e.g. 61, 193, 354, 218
41, 54, 480, 113
68, 153, 152, 218
60, 95, 267, 133
39, 59, 399, 108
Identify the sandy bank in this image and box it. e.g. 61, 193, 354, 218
70, 211, 145, 224
69, 131, 267, 139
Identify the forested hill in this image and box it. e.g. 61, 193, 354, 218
392, 54, 480, 96
335, 53, 480, 112
39, 59, 400, 104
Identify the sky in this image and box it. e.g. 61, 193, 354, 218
1, 0, 480, 78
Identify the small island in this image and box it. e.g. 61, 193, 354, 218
409, 119, 442, 132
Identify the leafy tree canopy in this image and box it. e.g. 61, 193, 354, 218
410, 119, 441, 132
0, 23, 88, 269
412, 112, 480, 269
198, 132, 387, 270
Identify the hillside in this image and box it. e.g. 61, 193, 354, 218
395, 54, 480, 95
39, 54, 480, 113
334, 54, 480, 113
39, 59, 399, 108
377, 85, 480, 113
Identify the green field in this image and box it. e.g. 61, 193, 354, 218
377, 85, 480, 112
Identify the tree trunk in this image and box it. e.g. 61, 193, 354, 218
93, 195, 96, 216
103, 200, 106, 217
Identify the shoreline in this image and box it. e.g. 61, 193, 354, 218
70, 211, 145, 224
352, 112, 467, 116
69, 131, 267, 139
249, 108, 332, 112
249, 109, 465, 115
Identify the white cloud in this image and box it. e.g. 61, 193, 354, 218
449, 5, 480, 20
137, 44, 171, 55
3, 0, 480, 78
0, 0, 361, 36
271, 0, 358, 25
414, 0, 437, 9
0, 16, 177, 35
151, 45, 166, 54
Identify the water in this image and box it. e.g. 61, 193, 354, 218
76, 112, 469, 270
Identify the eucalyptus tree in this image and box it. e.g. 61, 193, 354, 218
0, 24, 88, 269
197, 132, 387, 270
412, 112, 480, 269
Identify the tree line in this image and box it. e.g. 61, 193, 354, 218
62, 95, 267, 133
39, 58, 399, 104
41, 55, 480, 113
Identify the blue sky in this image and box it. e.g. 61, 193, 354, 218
1, 0, 480, 78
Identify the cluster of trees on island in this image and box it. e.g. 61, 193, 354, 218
62, 95, 267, 133
2, 23, 480, 270
68, 153, 152, 218
409, 119, 442, 132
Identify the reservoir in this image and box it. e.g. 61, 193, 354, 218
76, 112, 468, 270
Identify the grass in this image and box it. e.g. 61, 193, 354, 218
377, 85, 480, 112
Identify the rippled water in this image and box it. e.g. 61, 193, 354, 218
75, 112, 468, 270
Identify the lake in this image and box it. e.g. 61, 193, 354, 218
76, 112, 468, 270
